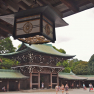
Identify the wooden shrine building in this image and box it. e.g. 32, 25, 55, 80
0, 43, 75, 89
0, 69, 28, 91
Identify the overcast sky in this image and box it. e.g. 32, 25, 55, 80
10, 7, 94, 62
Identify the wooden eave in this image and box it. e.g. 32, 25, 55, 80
0, 0, 94, 39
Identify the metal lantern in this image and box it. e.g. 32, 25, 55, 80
13, 5, 68, 44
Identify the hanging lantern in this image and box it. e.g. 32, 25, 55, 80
13, 5, 68, 44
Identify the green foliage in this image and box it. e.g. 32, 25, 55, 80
62, 60, 69, 67
0, 56, 19, 69
56, 60, 70, 73
52, 46, 66, 54
63, 67, 70, 73
88, 54, 94, 74
73, 61, 88, 75
56, 60, 69, 67
0, 37, 16, 54
68, 59, 80, 71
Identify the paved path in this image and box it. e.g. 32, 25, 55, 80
0, 88, 94, 94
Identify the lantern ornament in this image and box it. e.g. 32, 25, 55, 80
13, 5, 68, 44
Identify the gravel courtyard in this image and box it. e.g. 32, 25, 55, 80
0, 88, 94, 94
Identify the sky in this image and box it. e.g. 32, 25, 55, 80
10, 7, 94, 62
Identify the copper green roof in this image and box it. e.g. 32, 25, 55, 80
78, 75, 94, 80
0, 43, 75, 58
0, 69, 28, 79
59, 72, 87, 80
24, 43, 75, 58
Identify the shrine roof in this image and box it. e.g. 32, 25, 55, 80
0, 43, 75, 58
77, 75, 94, 80
0, 0, 94, 40
24, 43, 75, 58
0, 69, 28, 79
59, 72, 87, 80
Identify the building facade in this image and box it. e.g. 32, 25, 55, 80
0, 43, 75, 90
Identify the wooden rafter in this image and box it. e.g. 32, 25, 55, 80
18, 1, 30, 10
0, 29, 8, 37
4, 0, 19, 12
0, 22, 13, 34
89, 0, 94, 4
60, 0, 79, 13
37, 0, 63, 18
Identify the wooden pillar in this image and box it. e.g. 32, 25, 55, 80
79, 80, 80, 88
30, 73, 32, 89
50, 73, 52, 89
18, 80, 20, 91
38, 72, 40, 89
7, 80, 9, 91
61, 79, 62, 86
57, 73, 59, 85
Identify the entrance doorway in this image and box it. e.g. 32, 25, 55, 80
40, 74, 50, 88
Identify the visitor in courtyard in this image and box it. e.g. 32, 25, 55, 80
71, 83, 74, 89
41, 82, 44, 89
65, 84, 69, 94
77, 84, 79, 89
55, 84, 59, 94
2, 86, 6, 92
89, 83, 91, 91
83, 83, 87, 90
60, 84, 64, 94
89, 83, 93, 91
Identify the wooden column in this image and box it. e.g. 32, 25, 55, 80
38, 72, 40, 89
57, 73, 59, 85
79, 80, 80, 88
50, 73, 52, 89
18, 80, 20, 91
30, 73, 32, 89
61, 79, 62, 86
7, 80, 9, 91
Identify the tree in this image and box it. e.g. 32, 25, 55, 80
0, 37, 16, 54
68, 59, 80, 71
0, 56, 19, 69
73, 61, 88, 75
88, 54, 94, 74
56, 60, 70, 73
52, 46, 66, 54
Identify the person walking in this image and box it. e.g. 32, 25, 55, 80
65, 84, 69, 94
83, 83, 87, 90
89, 83, 91, 92
60, 84, 64, 94
41, 82, 44, 89
55, 84, 59, 94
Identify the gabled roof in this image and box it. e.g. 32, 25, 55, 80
0, 69, 28, 79
78, 75, 94, 80
0, 43, 75, 58
59, 72, 87, 80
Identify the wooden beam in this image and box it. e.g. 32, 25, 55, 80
89, 0, 94, 4
0, 29, 8, 37
18, 2, 29, 10
60, 0, 79, 13
0, 23, 13, 34
30, 73, 32, 89
0, 8, 9, 15
4, 0, 19, 12
22, 0, 33, 6
38, 0, 63, 18
52, 1, 62, 7
7, 80, 9, 91
38, 72, 40, 89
